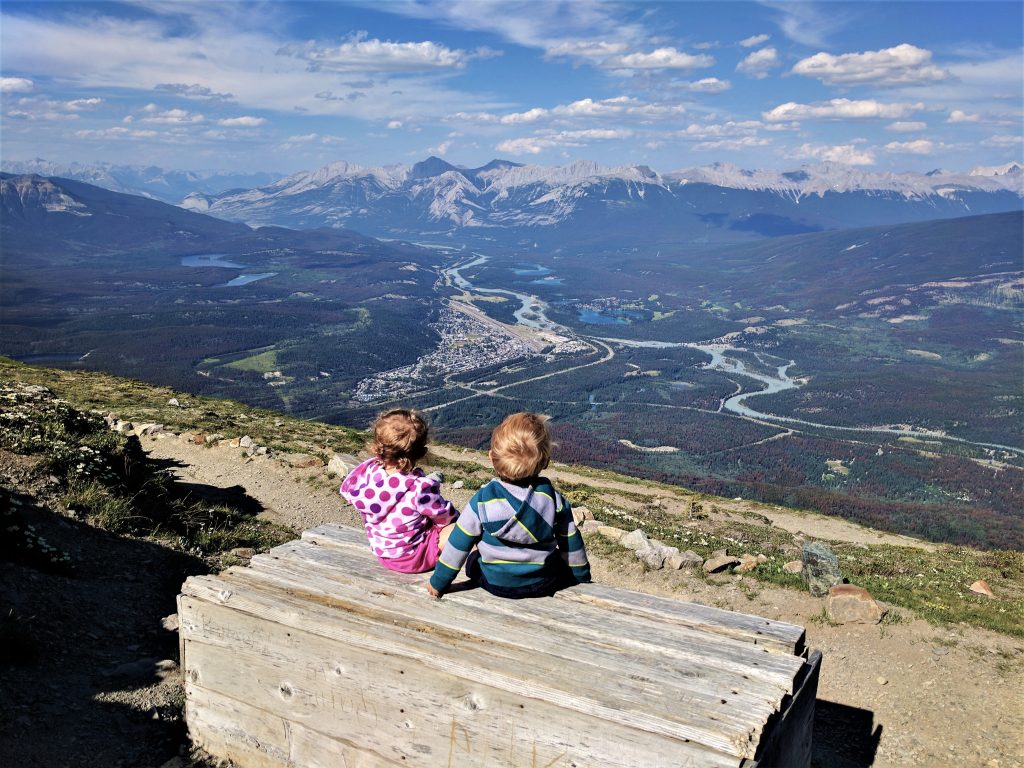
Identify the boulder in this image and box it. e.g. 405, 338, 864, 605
802, 541, 842, 597
827, 584, 887, 625
703, 554, 741, 574
580, 520, 604, 534
638, 545, 668, 570
239, 435, 254, 449
969, 579, 995, 598
666, 550, 704, 572
327, 454, 357, 477
734, 554, 760, 574
597, 525, 626, 542
619, 529, 650, 553
783, 560, 804, 574
167, 397, 180, 407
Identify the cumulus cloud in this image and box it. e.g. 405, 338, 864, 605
736, 48, 780, 79
982, 134, 1023, 147
884, 139, 939, 155
545, 40, 628, 60
74, 127, 158, 139
947, 110, 980, 123
449, 96, 685, 128
497, 128, 633, 155
739, 34, 770, 48
764, 98, 923, 121
682, 77, 731, 93
681, 120, 764, 139
218, 116, 265, 127
278, 32, 484, 73
886, 121, 927, 132
795, 143, 876, 165
65, 98, 103, 110
387, 120, 404, 129
139, 106, 205, 124
154, 83, 234, 101
1, 77, 34, 93
791, 44, 950, 86
603, 47, 714, 71
501, 107, 549, 124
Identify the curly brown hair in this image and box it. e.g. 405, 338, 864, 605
367, 409, 429, 474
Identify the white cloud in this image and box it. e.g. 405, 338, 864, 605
447, 111, 500, 124
764, 98, 923, 122
496, 128, 632, 155
765, 2, 849, 48
431, 140, 452, 156
74, 127, 158, 139
982, 134, 1023, 147
277, 32, 482, 73
387, 120, 404, 129
739, 34, 770, 48
140, 107, 205, 124
154, 83, 234, 101
681, 121, 763, 139
682, 77, 731, 93
947, 110, 980, 124
694, 136, 771, 151
795, 143, 876, 165
1, 77, 34, 93
791, 44, 949, 86
66, 98, 103, 110
218, 116, 266, 127
736, 47, 780, 79
501, 107, 549, 124
545, 40, 628, 60
884, 139, 938, 155
604, 48, 714, 71
886, 121, 927, 133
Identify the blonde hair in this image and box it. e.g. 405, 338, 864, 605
489, 412, 551, 482
367, 409, 429, 474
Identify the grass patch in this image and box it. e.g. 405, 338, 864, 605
223, 347, 279, 373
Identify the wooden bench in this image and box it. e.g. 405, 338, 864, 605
178, 524, 821, 767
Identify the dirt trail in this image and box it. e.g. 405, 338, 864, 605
145, 435, 1024, 768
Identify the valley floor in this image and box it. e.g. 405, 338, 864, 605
143, 434, 1023, 768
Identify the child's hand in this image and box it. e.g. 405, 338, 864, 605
426, 582, 442, 599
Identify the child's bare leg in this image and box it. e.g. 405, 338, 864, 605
438, 522, 455, 551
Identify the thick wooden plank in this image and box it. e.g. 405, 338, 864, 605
186, 684, 400, 767
254, 540, 802, 699
181, 574, 760, 760
181, 597, 744, 768
301, 524, 805, 654
750, 650, 821, 768
243, 550, 787, 726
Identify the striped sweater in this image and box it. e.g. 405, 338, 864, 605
429, 477, 591, 594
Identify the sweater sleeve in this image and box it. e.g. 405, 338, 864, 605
554, 494, 591, 584
429, 498, 483, 594
413, 475, 458, 526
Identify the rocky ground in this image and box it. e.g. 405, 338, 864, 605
2, 402, 1022, 767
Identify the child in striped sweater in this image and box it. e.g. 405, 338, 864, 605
428, 412, 591, 599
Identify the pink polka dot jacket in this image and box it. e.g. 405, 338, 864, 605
340, 458, 457, 560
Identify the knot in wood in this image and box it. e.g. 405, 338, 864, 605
278, 682, 294, 700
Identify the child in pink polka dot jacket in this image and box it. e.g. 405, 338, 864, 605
340, 409, 457, 573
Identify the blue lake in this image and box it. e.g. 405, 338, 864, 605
220, 273, 276, 287
577, 308, 642, 325
181, 254, 251, 269
531, 278, 564, 285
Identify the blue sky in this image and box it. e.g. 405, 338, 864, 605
1, 1, 1021, 174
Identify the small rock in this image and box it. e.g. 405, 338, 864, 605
572, 506, 593, 526
452, 480, 465, 490
160, 614, 179, 632
756, 554, 768, 564
228, 437, 242, 448
969, 579, 994, 598
230, 547, 256, 560
239, 435, 254, 449
256, 446, 269, 456
802, 541, 842, 597
167, 398, 180, 407
154, 659, 179, 681
703, 554, 741, 574
580, 520, 604, 534
666, 550, 704, 572
327, 454, 357, 477
827, 584, 887, 625
191, 432, 206, 446
638, 545, 667, 570
619, 529, 650, 553
597, 525, 625, 542
734, 554, 760, 574
877, 677, 888, 686
783, 560, 803, 574
113, 420, 134, 434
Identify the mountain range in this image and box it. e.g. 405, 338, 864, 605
177, 157, 1024, 247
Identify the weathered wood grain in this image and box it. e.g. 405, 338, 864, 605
253, 541, 802, 698
301, 524, 806, 654
181, 575, 760, 758
181, 597, 745, 767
